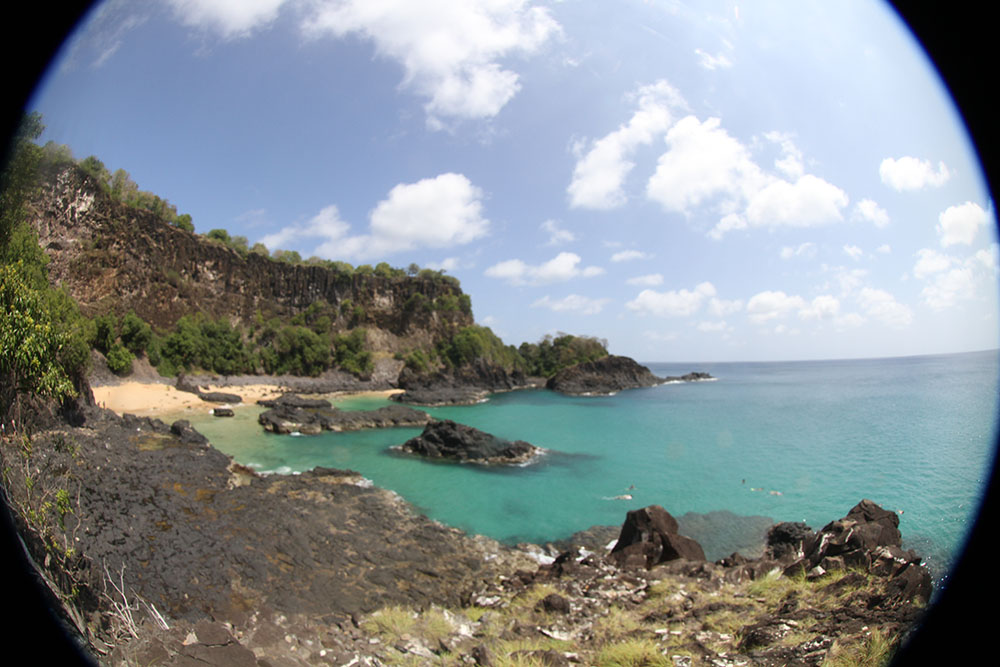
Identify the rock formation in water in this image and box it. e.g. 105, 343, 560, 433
256, 393, 432, 434
398, 419, 542, 464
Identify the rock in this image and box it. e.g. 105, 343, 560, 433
212, 407, 235, 417
609, 505, 706, 568
546, 355, 662, 395
537, 593, 571, 614
398, 420, 542, 465
170, 419, 208, 445
257, 393, 332, 409
765, 521, 813, 562
258, 403, 432, 435
199, 391, 242, 404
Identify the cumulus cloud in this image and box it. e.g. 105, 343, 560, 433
301, 0, 560, 126
879, 156, 951, 191
645, 117, 848, 238
166, 0, 288, 38
626, 273, 664, 287
937, 201, 989, 246
485, 252, 603, 285
853, 199, 890, 227
914, 243, 999, 309
531, 294, 610, 315
708, 297, 743, 317
541, 219, 575, 245
857, 287, 913, 327
625, 281, 716, 317
744, 175, 848, 228
745, 290, 806, 324
258, 173, 488, 260
611, 250, 650, 262
647, 116, 765, 215
568, 80, 686, 209
799, 295, 840, 320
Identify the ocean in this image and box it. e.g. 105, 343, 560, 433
183, 350, 999, 586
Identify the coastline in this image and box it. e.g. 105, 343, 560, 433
91, 380, 403, 417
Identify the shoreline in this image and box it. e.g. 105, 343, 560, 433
91, 380, 403, 417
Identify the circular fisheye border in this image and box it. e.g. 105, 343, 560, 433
1, 2, 997, 664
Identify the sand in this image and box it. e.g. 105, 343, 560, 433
91, 382, 402, 418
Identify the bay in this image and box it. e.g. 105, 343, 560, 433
185, 349, 999, 584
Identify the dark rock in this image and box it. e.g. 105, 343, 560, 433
546, 355, 664, 395
537, 593, 571, 614
765, 521, 814, 562
199, 391, 242, 404
256, 393, 332, 409
212, 407, 235, 417
170, 419, 208, 445
398, 420, 541, 464
609, 505, 706, 568
258, 403, 431, 435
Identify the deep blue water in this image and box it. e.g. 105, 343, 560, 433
186, 350, 999, 584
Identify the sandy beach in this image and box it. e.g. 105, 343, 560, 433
91, 382, 402, 417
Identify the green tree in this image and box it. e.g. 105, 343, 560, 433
173, 213, 194, 232
119, 311, 152, 355
78, 155, 111, 189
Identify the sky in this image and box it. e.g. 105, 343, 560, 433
27, 0, 998, 362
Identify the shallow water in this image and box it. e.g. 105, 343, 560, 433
183, 350, 999, 584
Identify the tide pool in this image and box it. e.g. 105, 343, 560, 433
184, 350, 999, 585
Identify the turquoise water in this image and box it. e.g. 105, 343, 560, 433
185, 350, 999, 583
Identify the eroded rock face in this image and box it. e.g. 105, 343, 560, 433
545, 356, 664, 395
399, 420, 541, 464
609, 505, 707, 568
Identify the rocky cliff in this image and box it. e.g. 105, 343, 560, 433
26, 163, 471, 357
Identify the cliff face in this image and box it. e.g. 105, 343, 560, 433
27, 164, 472, 355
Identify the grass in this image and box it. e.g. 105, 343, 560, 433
823, 627, 896, 667
596, 639, 669, 667
593, 606, 645, 644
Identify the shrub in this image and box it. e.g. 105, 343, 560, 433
105, 342, 134, 376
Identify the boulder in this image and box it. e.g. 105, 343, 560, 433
258, 403, 431, 434
608, 505, 706, 569
211, 407, 234, 417
398, 420, 541, 465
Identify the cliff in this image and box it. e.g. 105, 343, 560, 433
26, 163, 471, 358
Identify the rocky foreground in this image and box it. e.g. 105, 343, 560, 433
3, 396, 934, 666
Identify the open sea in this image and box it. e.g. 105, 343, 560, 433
181, 350, 999, 587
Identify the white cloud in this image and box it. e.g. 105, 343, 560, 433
626, 273, 664, 287
879, 156, 951, 191
696, 320, 730, 333
921, 268, 976, 309
694, 48, 732, 70
843, 244, 864, 261
484, 252, 603, 285
302, 0, 561, 126
532, 294, 610, 315
258, 173, 489, 260
541, 219, 575, 245
764, 131, 804, 180
426, 257, 461, 271
780, 242, 817, 260
913, 248, 953, 279
744, 175, 848, 229
853, 199, 890, 228
708, 297, 743, 317
937, 201, 989, 247
611, 250, 650, 262
857, 287, 913, 328
799, 295, 840, 320
166, 0, 288, 38
568, 80, 685, 209
625, 281, 717, 317
877, 244, 892, 254
746, 290, 806, 324
647, 116, 765, 215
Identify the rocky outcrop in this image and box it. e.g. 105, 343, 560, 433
392, 359, 542, 406
608, 505, 707, 568
545, 355, 665, 395
398, 420, 542, 464
257, 394, 432, 434
27, 164, 471, 357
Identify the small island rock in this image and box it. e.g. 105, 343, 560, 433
399, 420, 541, 465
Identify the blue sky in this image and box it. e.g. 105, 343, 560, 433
29, 0, 998, 361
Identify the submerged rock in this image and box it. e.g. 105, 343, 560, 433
258, 400, 431, 434
399, 420, 542, 465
